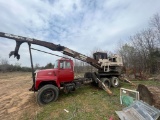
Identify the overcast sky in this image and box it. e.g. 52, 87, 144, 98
0, 0, 160, 66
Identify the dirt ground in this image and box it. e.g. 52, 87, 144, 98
0, 72, 40, 120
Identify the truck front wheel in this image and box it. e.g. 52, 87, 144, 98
37, 84, 59, 105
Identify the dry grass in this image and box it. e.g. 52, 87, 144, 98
0, 72, 159, 120
0, 72, 40, 120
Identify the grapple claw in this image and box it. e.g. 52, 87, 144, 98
9, 51, 20, 60
8, 41, 23, 60
9, 51, 14, 58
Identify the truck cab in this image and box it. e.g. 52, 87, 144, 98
34, 58, 75, 105
35, 58, 74, 91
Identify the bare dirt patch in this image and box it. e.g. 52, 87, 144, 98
0, 72, 40, 120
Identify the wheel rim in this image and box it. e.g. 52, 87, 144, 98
41, 89, 55, 103
114, 78, 119, 86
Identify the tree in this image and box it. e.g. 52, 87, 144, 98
44, 63, 54, 69
0, 58, 10, 72
35, 63, 40, 70
150, 13, 160, 33
14, 63, 21, 71
118, 43, 136, 68
117, 13, 160, 75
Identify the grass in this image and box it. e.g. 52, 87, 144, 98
34, 80, 160, 120
1, 72, 159, 120
37, 85, 121, 120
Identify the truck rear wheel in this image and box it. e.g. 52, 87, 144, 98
99, 78, 111, 89
102, 79, 111, 88
37, 84, 59, 105
84, 72, 98, 86
84, 72, 92, 78
111, 77, 119, 87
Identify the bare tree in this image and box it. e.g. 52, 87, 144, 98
150, 13, 160, 33
118, 13, 160, 75
14, 63, 21, 71
0, 58, 9, 72
35, 63, 40, 70
150, 13, 160, 45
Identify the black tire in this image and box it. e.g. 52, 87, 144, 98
102, 78, 111, 88
91, 73, 99, 83
84, 72, 92, 78
84, 72, 98, 84
111, 77, 120, 87
37, 84, 59, 105
99, 78, 111, 89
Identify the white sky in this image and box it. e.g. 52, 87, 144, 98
0, 0, 160, 66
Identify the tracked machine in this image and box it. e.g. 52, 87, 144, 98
0, 32, 123, 105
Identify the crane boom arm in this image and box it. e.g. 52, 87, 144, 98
0, 32, 101, 69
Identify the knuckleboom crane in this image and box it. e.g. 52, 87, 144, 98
0, 32, 123, 72
0, 32, 123, 105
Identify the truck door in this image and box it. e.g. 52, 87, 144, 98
58, 60, 74, 82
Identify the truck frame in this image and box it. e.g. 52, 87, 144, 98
0, 32, 123, 105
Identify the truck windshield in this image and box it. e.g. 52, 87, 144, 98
54, 60, 58, 68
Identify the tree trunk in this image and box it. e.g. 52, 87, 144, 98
137, 84, 160, 109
